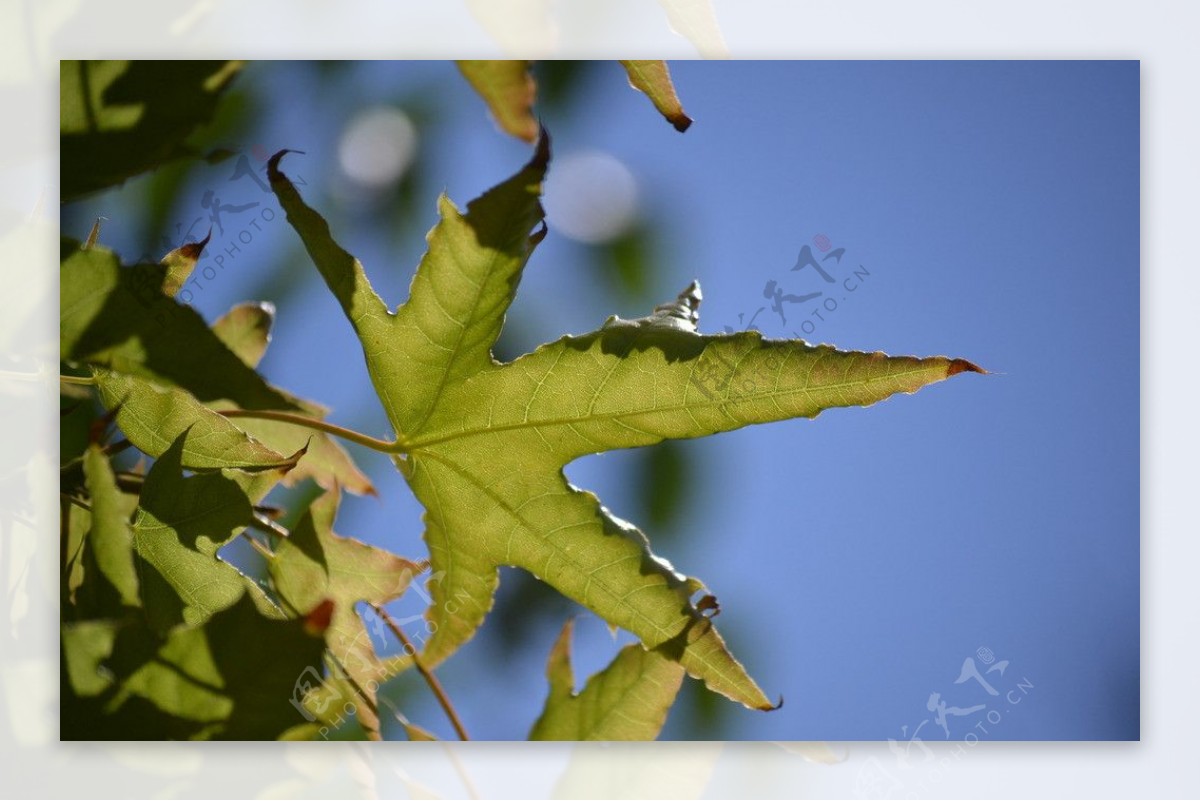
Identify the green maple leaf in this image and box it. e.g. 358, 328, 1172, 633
267, 134, 981, 710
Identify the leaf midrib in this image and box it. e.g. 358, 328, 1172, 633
406, 365, 939, 450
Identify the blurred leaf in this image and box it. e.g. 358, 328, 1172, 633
269, 489, 425, 739
774, 741, 846, 764
272, 138, 981, 716
619, 60, 693, 132
463, 0, 556, 58
60, 60, 244, 201
657, 0, 731, 59
61, 590, 326, 740
604, 223, 654, 300
529, 619, 684, 740
487, 568, 576, 654
457, 60, 538, 143
531, 61, 592, 110
552, 739, 724, 797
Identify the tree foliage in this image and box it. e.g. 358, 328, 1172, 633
60, 60, 981, 741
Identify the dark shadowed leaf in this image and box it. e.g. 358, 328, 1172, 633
131, 431, 284, 630
61, 590, 326, 740
60, 60, 244, 201
62, 242, 372, 492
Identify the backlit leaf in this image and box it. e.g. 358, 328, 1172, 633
93, 368, 303, 472
211, 301, 276, 368
269, 137, 981, 715
457, 60, 538, 142
530, 619, 685, 740
619, 60, 693, 132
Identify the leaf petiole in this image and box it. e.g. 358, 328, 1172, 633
217, 409, 407, 454
372, 603, 470, 741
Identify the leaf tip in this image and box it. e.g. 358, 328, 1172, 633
267, 148, 307, 183
83, 216, 106, 249
761, 695, 785, 712
281, 438, 312, 474
531, 124, 552, 171
947, 358, 986, 376
176, 227, 213, 262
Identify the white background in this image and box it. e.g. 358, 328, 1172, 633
2, 1, 1191, 797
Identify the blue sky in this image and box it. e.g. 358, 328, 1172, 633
63, 60, 1139, 741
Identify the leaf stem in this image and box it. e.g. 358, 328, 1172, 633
217, 409, 406, 453
371, 603, 470, 741
59, 374, 96, 386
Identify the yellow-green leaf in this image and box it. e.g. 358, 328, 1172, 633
211, 302, 276, 368
530, 619, 685, 741
93, 368, 303, 472
160, 230, 211, 297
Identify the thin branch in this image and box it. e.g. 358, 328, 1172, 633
325, 650, 382, 741
371, 603, 470, 741
218, 409, 406, 453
